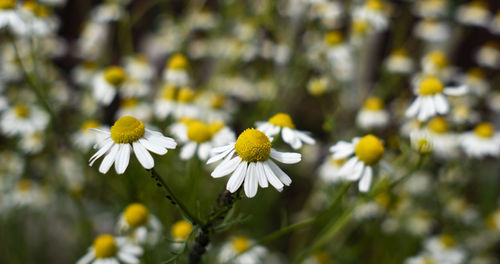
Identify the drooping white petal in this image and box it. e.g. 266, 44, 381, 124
138, 138, 167, 155
329, 141, 353, 152
180, 142, 197, 160
226, 161, 248, 193
197, 143, 211, 160
211, 156, 241, 178
244, 163, 259, 198
76, 250, 95, 264
210, 143, 235, 154
266, 160, 292, 186
443, 85, 468, 96
118, 252, 139, 264
133, 141, 154, 169
115, 143, 131, 174
262, 161, 284, 191
99, 144, 119, 173
405, 97, 422, 118
89, 138, 114, 166
296, 131, 316, 145
338, 157, 358, 177
270, 149, 301, 164
433, 94, 449, 114
207, 147, 235, 164
282, 127, 302, 149
345, 160, 365, 181
358, 166, 373, 193
255, 161, 268, 188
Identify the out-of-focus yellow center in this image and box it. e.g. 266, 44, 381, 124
366, 0, 383, 10
14, 104, 30, 118
171, 220, 193, 240
423, 256, 436, 264
187, 120, 212, 143
416, 137, 432, 154
352, 21, 368, 34
177, 87, 196, 103
392, 49, 408, 57
209, 121, 224, 135
354, 134, 385, 165
81, 120, 100, 132
440, 234, 455, 248
428, 51, 448, 68
374, 192, 390, 208
231, 236, 250, 254
474, 122, 494, 138
363, 97, 384, 111
235, 129, 271, 162
427, 117, 448, 134
104, 66, 127, 86
124, 203, 149, 228
418, 77, 443, 95
110, 116, 145, 144
93, 234, 118, 259
308, 78, 327, 96
168, 54, 189, 70
0, 0, 15, 9
324, 31, 343, 46
268, 113, 295, 129
467, 68, 484, 79
469, 0, 488, 8
83, 61, 97, 70
161, 84, 177, 101
17, 179, 32, 191
121, 98, 138, 108
329, 157, 346, 166
211, 95, 225, 109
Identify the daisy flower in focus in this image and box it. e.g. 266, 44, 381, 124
460, 122, 500, 158
218, 236, 268, 264
455, 0, 491, 27
117, 203, 162, 246
172, 119, 235, 160
405, 77, 467, 121
385, 49, 414, 74
88, 116, 177, 174
92, 66, 127, 106
207, 128, 301, 198
163, 53, 189, 87
356, 97, 389, 130
76, 234, 143, 264
329, 134, 388, 192
256, 113, 315, 150
0, 103, 49, 137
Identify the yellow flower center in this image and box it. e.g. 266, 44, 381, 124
418, 77, 444, 95
469, 0, 488, 8
485, 42, 499, 49
324, 31, 343, 46
83, 61, 97, 70
232, 237, 250, 254
93, 235, 118, 259
177, 87, 196, 103
363, 97, 384, 111
308, 78, 327, 96
104, 66, 127, 86
17, 179, 32, 191
14, 104, 30, 118
354, 134, 385, 165
467, 68, 484, 79
211, 95, 225, 109
171, 220, 193, 240
366, 0, 383, 10
416, 138, 432, 154
329, 157, 346, 166
428, 51, 448, 68
81, 120, 100, 132
209, 121, 224, 135
427, 117, 448, 134
423, 256, 436, 264
124, 203, 149, 228
440, 234, 455, 248
121, 98, 138, 108
161, 84, 177, 101
374, 193, 390, 208
110, 116, 145, 144
474, 122, 494, 138
352, 21, 368, 34
235, 129, 271, 162
0, 0, 15, 9
392, 49, 408, 56
168, 54, 189, 70
187, 120, 212, 143
268, 113, 295, 128
134, 54, 149, 63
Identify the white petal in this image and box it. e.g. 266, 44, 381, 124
115, 144, 131, 174
405, 97, 422, 118
197, 143, 211, 161
211, 156, 241, 178
76, 251, 95, 264
345, 160, 365, 181
210, 143, 235, 154
296, 131, 316, 145
255, 161, 268, 188
282, 127, 302, 149
89, 138, 114, 166
133, 141, 154, 169
118, 252, 139, 264
244, 163, 258, 198
145, 130, 177, 149
207, 146, 234, 164
358, 166, 373, 193
99, 144, 119, 174
262, 162, 284, 191
270, 149, 301, 164
139, 138, 167, 155
180, 142, 197, 160
338, 157, 358, 177
226, 161, 248, 193
433, 94, 449, 114
444, 85, 468, 96
266, 160, 292, 186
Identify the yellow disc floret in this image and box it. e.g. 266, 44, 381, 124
366, 0, 384, 10
81, 120, 100, 132
161, 84, 177, 101
354, 134, 385, 165
467, 68, 484, 79
211, 95, 225, 109
418, 77, 444, 95
235, 129, 271, 162
17, 179, 32, 191
427, 117, 448, 134
171, 220, 193, 240
104, 66, 127, 86
110, 116, 145, 144
0, 0, 15, 9
268, 113, 295, 129
474, 122, 494, 138
93, 234, 118, 259
363, 97, 384, 111
232, 236, 250, 254
121, 98, 138, 108
352, 21, 368, 35
187, 120, 212, 143
14, 104, 30, 118
440, 234, 456, 248
177, 87, 196, 103
209, 121, 224, 135
124, 203, 149, 228
168, 54, 189, 70
324, 31, 343, 46
428, 51, 448, 68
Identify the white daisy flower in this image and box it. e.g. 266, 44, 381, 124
324, 31, 354, 82
476, 42, 500, 69
405, 77, 467, 121
0, 0, 27, 35
173, 87, 200, 119
76, 234, 143, 264
163, 53, 189, 87
455, 1, 491, 27
19, 1, 58, 37
124, 54, 155, 82
457, 68, 489, 97
318, 157, 346, 184
386, 49, 414, 74
117, 203, 162, 246
306, 76, 330, 97
420, 117, 460, 159
414, 18, 450, 43
73, 120, 108, 152
0, 103, 49, 137
173, 119, 235, 161
356, 97, 389, 130
120, 78, 150, 99
410, 130, 433, 154
88, 116, 177, 174
412, 0, 447, 19
310, 1, 344, 28
154, 84, 177, 120
218, 236, 268, 264
207, 128, 301, 198
90, 1, 125, 23
256, 113, 315, 150
197, 92, 234, 123
329, 134, 387, 193
170, 220, 193, 244
92, 66, 127, 106
424, 235, 466, 264
421, 50, 452, 78
4, 179, 50, 210
405, 254, 439, 264
460, 122, 500, 158
116, 98, 153, 123
19, 131, 45, 154
77, 21, 110, 61
352, 0, 389, 32
0, 150, 24, 186
72, 61, 98, 86
489, 11, 500, 35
